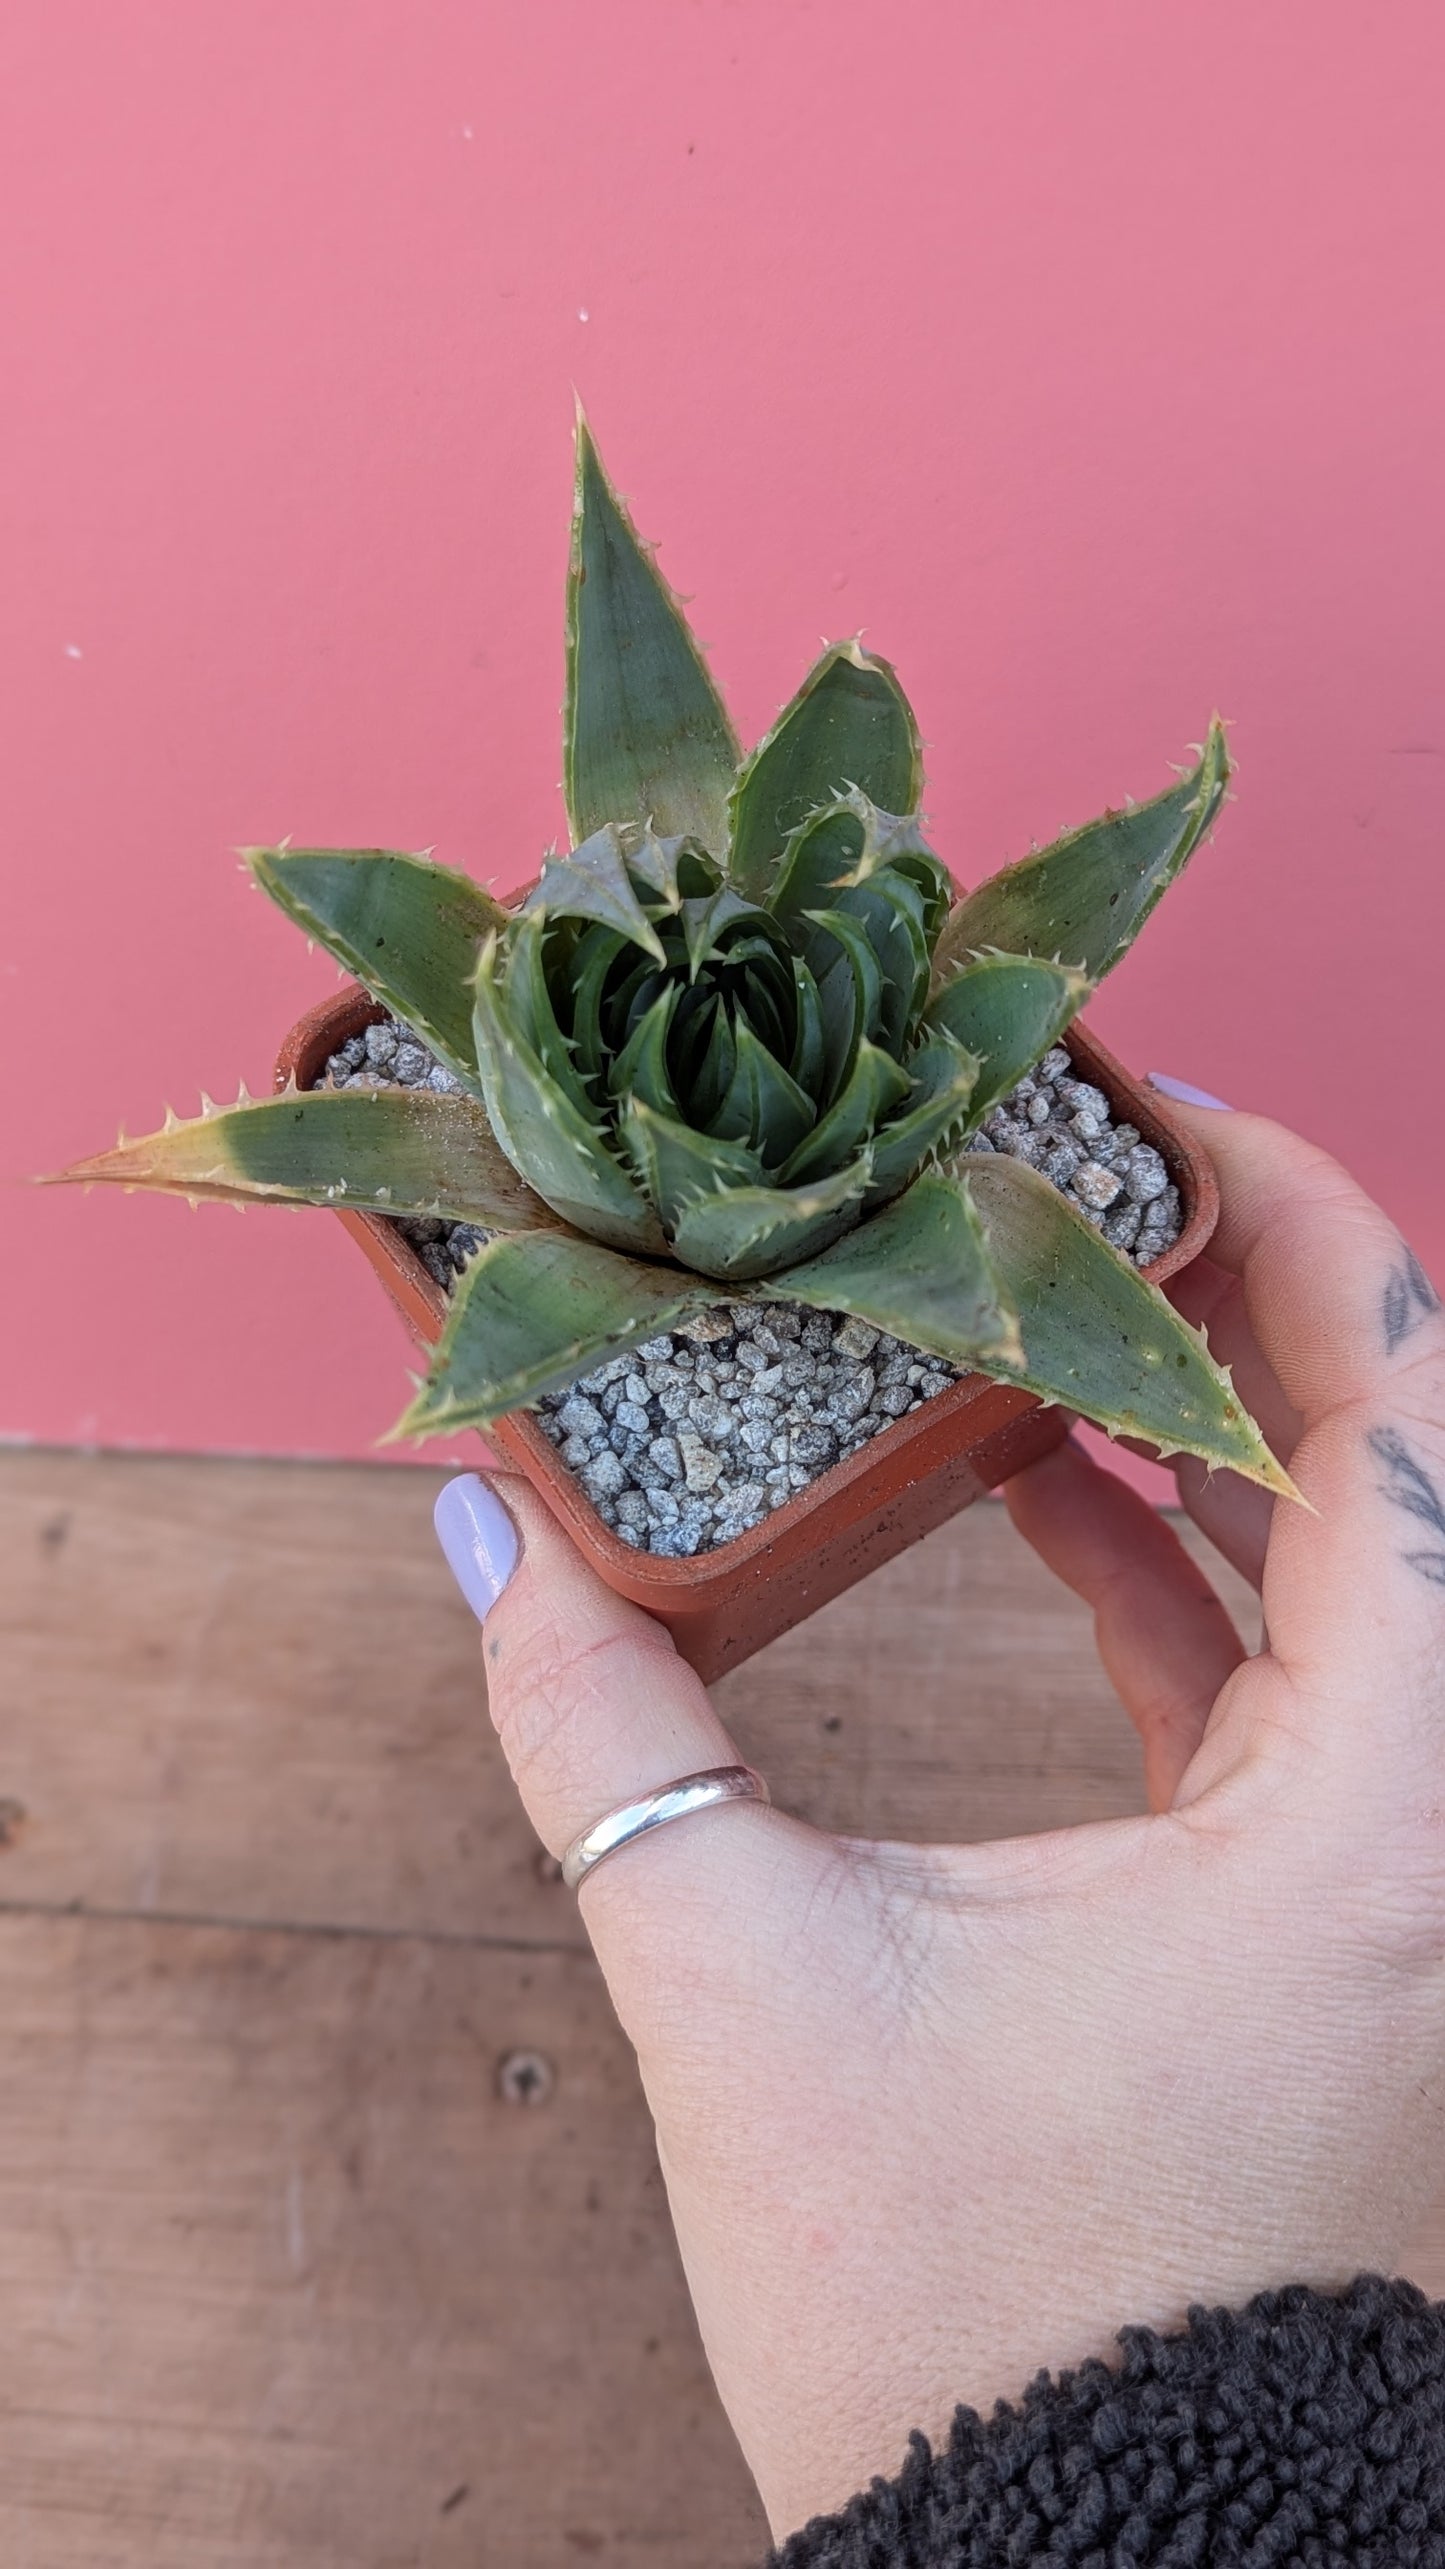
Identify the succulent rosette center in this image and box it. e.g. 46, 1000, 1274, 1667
469, 802, 980, 1284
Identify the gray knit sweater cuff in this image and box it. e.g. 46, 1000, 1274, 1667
769, 2277, 1445, 2566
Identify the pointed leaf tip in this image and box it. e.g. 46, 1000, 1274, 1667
565, 425, 737, 853
729, 644, 923, 905
48, 1087, 564, 1230
251, 847, 506, 1089
964, 1153, 1291, 1496
398, 1229, 727, 1435
932, 721, 1230, 988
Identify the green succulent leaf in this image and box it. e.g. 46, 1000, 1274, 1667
618, 1096, 864, 1279
767, 800, 867, 938
788, 957, 826, 1096
780, 1040, 910, 1185
246, 848, 506, 1089
618, 1093, 763, 1219
607, 986, 682, 1118
963, 1152, 1298, 1495
931, 719, 1231, 987
864, 1030, 980, 1205
501, 910, 598, 1120
564, 416, 739, 853
805, 907, 886, 1096
472, 934, 667, 1254
624, 827, 720, 910
728, 644, 922, 903
677, 884, 766, 978
829, 800, 947, 909
781, 1172, 1022, 1371
829, 863, 933, 1056
764, 797, 943, 1069
705, 1015, 816, 1165
566, 923, 631, 1095
670, 1162, 868, 1283
668, 1178, 865, 1281
926, 954, 1092, 1121
676, 995, 737, 1129
55, 1086, 560, 1231
521, 825, 667, 962
393, 1230, 726, 1438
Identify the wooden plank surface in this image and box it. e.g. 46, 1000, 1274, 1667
0, 1448, 1441, 2566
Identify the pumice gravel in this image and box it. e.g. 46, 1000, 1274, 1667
322, 1022, 1182, 1558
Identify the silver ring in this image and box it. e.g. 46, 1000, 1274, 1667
561, 1764, 771, 1893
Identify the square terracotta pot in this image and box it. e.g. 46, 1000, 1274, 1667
276, 991, 1217, 1683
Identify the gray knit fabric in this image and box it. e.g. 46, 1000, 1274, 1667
770, 2278, 1445, 2566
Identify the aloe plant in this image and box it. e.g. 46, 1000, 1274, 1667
59, 418, 1293, 1499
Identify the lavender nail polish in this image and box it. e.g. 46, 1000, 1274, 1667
1146, 1072, 1233, 1111
434, 1474, 520, 1623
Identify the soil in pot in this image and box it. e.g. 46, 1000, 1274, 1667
317, 1019, 1184, 1561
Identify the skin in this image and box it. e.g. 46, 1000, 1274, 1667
470, 1099, 1445, 2542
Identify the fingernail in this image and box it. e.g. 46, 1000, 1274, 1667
1146, 1072, 1233, 1111
434, 1474, 520, 1623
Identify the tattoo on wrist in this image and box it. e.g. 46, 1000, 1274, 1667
1383, 1246, 1441, 1356
1367, 1425, 1445, 1589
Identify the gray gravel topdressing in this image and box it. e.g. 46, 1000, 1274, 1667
321, 1020, 1182, 1557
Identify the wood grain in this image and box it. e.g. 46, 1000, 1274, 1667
0, 1448, 1441, 2565
0, 1914, 746, 2569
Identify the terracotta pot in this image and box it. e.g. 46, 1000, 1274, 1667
276, 990, 1218, 1682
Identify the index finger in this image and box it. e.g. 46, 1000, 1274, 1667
1175, 1107, 1443, 1422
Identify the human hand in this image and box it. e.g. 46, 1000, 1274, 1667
434, 1098, 1445, 2541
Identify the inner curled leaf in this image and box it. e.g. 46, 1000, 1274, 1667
479, 799, 961, 1262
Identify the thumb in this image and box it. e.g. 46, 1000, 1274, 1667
432, 1471, 778, 1927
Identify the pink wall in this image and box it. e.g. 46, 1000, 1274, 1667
4, 1, 1442, 1472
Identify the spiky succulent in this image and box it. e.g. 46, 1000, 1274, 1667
60, 419, 1292, 1498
